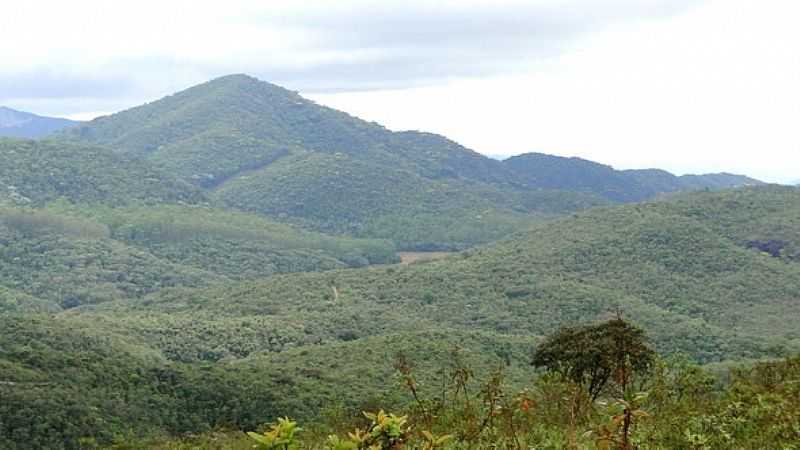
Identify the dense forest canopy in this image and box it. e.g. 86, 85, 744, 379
0, 74, 794, 449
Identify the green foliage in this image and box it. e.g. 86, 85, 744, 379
328, 410, 409, 450
0, 321, 526, 448
532, 317, 656, 399
3, 74, 786, 450
0, 206, 220, 308
248, 417, 302, 450
0, 206, 109, 239
589, 391, 650, 450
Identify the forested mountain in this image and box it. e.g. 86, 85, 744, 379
60, 74, 760, 250
59, 74, 610, 249
0, 107, 78, 138
504, 152, 763, 202
62, 75, 513, 186
3, 186, 798, 447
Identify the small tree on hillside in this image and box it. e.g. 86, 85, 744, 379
532, 316, 656, 400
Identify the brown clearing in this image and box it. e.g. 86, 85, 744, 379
397, 251, 453, 265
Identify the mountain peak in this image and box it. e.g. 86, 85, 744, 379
210, 73, 260, 83
199, 73, 294, 95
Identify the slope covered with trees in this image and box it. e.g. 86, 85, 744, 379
0, 138, 206, 206
0, 204, 397, 309
212, 149, 604, 249
72, 186, 800, 365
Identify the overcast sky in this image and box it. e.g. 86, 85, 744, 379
1, 0, 797, 182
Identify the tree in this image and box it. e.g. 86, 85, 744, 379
531, 316, 656, 400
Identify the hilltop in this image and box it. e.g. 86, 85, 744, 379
0, 107, 78, 138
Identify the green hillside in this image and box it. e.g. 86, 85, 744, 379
74, 186, 800, 363
9, 73, 782, 447
213, 149, 603, 249
0, 138, 206, 206
0, 207, 220, 309
55, 203, 399, 272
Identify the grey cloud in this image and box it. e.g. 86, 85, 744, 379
2, 0, 703, 110
244, 0, 702, 91
278, 1, 683, 46
0, 71, 136, 102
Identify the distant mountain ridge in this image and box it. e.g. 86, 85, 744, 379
0, 107, 78, 138
504, 153, 763, 203
59, 74, 762, 249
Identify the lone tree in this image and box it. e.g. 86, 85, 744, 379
532, 316, 656, 400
